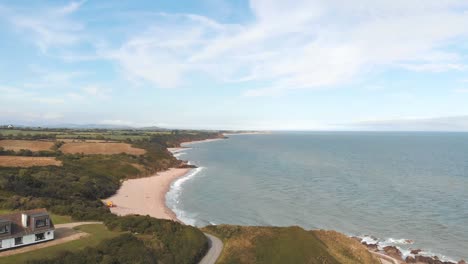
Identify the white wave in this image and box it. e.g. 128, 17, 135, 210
358, 235, 379, 245
173, 152, 187, 158
356, 235, 457, 262
169, 148, 191, 154
381, 237, 414, 245
165, 167, 204, 226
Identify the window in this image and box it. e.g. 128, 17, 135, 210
0, 225, 8, 234
14, 237, 23, 245
35, 233, 45, 241
35, 219, 47, 228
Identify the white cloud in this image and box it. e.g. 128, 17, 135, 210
0, 86, 64, 105
31, 97, 65, 104
107, 0, 468, 95
99, 119, 134, 126
82, 84, 111, 99
399, 63, 465, 72
66, 92, 85, 100
3, 1, 86, 52
454, 88, 468, 93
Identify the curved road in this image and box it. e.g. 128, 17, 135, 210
199, 233, 223, 264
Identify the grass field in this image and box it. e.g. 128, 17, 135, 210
0, 224, 122, 264
0, 140, 54, 151
0, 156, 62, 167
60, 142, 146, 155
0, 129, 172, 141
203, 225, 379, 264
0, 129, 58, 136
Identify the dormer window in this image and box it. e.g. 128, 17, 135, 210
35, 218, 48, 228
0, 224, 9, 234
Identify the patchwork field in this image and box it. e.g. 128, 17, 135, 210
60, 139, 117, 143
0, 156, 62, 167
60, 142, 146, 155
0, 140, 54, 151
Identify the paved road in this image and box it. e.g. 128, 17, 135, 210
198, 233, 223, 264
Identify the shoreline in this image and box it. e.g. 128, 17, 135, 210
104, 133, 463, 264
105, 137, 226, 223
105, 168, 191, 221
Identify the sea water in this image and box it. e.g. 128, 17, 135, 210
166, 132, 468, 261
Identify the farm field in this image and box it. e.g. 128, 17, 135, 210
0, 156, 62, 167
60, 142, 146, 155
0, 129, 58, 136
0, 140, 54, 151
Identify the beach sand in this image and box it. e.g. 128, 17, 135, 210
105, 168, 190, 221
106, 137, 224, 222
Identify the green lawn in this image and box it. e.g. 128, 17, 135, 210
0, 209, 72, 225
0, 224, 122, 264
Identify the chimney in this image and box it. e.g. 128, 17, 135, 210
21, 213, 29, 227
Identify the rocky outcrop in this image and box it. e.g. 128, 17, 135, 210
410, 249, 422, 255
383, 246, 403, 261
406, 255, 457, 264
177, 161, 197, 168
361, 242, 378, 251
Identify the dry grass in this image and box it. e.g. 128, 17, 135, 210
0, 156, 62, 167
60, 142, 146, 155
313, 230, 380, 264
0, 140, 54, 152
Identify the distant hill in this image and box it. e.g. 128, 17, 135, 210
0, 123, 164, 130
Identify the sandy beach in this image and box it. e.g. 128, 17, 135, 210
106, 137, 224, 222
105, 168, 190, 221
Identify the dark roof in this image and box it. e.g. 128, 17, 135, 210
0, 208, 55, 239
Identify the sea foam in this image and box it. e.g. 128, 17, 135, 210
166, 167, 204, 226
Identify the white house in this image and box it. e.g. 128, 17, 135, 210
0, 208, 55, 250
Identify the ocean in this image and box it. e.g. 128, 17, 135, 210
166, 132, 468, 261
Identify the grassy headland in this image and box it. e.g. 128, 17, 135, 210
203, 225, 379, 264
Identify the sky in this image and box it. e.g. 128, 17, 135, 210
1, 0, 468, 131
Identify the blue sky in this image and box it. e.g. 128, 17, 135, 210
1, 0, 468, 130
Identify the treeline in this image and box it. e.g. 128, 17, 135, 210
0, 148, 58, 157
0, 142, 63, 157
0, 132, 222, 219
148, 132, 225, 148
0, 134, 58, 140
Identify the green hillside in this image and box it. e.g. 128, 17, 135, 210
203, 225, 379, 264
